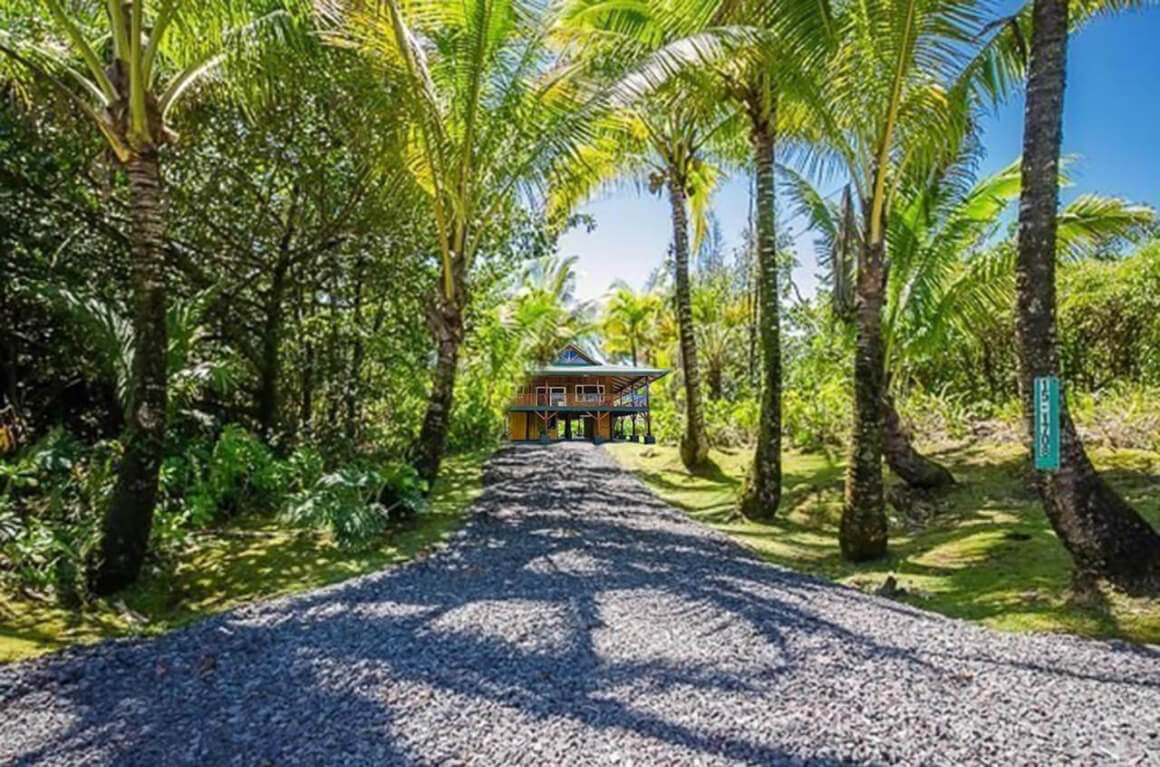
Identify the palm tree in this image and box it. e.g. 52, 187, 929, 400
602, 282, 662, 366
322, 0, 604, 484
602, 282, 662, 439
559, 1, 738, 470
794, 0, 1025, 561
1014, 0, 1160, 585
690, 270, 746, 400
885, 157, 1152, 386
1, 0, 297, 593
508, 254, 596, 365
704, 0, 833, 518
789, 147, 1153, 486
565, 0, 832, 497
656, 103, 718, 469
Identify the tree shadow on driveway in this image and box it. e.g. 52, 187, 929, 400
3, 444, 1159, 766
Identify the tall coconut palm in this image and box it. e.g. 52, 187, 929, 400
796, 0, 1027, 561
321, 0, 604, 484
1014, 0, 1160, 585
705, 0, 834, 518
1, 0, 299, 593
653, 101, 723, 468
559, 0, 740, 470
568, 0, 832, 501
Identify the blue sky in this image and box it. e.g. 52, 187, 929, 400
559, 10, 1160, 303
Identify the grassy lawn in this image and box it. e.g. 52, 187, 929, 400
0, 449, 490, 663
607, 441, 1160, 645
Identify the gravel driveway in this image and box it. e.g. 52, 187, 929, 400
3, 442, 1159, 766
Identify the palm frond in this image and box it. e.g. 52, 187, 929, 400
1057, 195, 1155, 261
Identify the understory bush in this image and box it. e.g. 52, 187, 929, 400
896, 386, 983, 444
702, 398, 760, 447
0, 429, 108, 601
0, 423, 434, 602
646, 396, 682, 445
784, 380, 849, 453
282, 461, 427, 548
1059, 243, 1160, 390
163, 425, 288, 528
1069, 384, 1160, 451
657, 384, 1160, 458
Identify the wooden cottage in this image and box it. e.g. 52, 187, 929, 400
507, 344, 668, 444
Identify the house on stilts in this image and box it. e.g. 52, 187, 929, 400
506, 344, 668, 444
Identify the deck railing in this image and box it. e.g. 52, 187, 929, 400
510, 392, 645, 408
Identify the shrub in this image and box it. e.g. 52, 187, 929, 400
1059, 243, 1160, 390
0, 429, 103, 603
182, 425, 285, 526
784, 378, 849, 453
282, 460, 427, 547
448, 378, 505, 454
703, 397, 760, 448
1069, 384, 1160, 451
896, 386, 978, 443
646, 396, 682, 445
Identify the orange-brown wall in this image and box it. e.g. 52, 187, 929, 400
508, 411, 558, 441
507, 411, 612, 441
517, 375, 619, 405
508, 375, 630, 442
508, 412, 528, 440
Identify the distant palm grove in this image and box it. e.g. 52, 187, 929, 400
1, 0, 1158, 619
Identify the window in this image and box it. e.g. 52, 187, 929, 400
575, 384, 604, 403
555, 347, 588, 364
537, 386, 566, 406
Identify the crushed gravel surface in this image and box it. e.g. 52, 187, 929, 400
3, 442, 1159, 766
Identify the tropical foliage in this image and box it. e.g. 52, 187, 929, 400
1, 0, 1158, 616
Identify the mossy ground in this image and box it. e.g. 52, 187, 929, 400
607, 441, 1160, 645
0, 450, 489, 663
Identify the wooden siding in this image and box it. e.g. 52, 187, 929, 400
511, 374, 653, 407
507, 410, 613, 442
522, 375, 615, 407
507, 374, 645, 442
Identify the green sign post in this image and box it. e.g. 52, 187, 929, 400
1034, 376, 1060, 471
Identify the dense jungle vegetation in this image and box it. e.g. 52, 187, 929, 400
1, 0, 1158, 656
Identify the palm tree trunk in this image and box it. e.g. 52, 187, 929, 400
667, 174, 709, 470
883, 390, 954, 489
747, 180, 759, 391
1015, 0, 1160, 587
840, 236, 888, 562
740, 125, 781, 520
89, 150, 168, 595
707, 363, 723, 400
413, 299, 463, 485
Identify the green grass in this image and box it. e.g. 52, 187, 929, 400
0, 449, 490, 663
607, 441, 1160, 645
